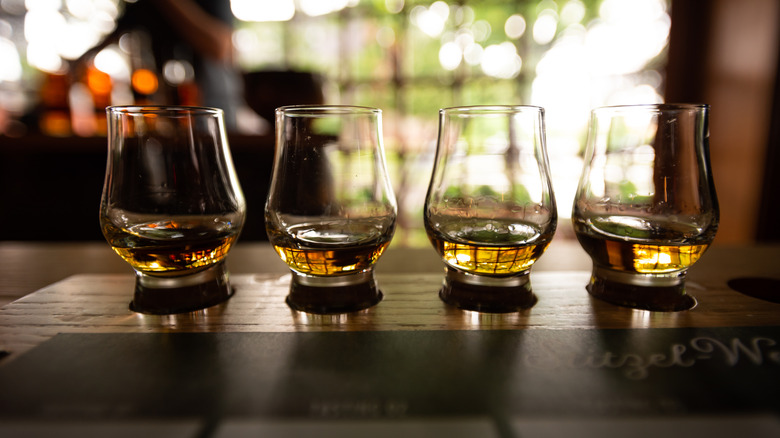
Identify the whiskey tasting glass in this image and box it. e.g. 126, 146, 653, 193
100, 106, 246, 314
572, 104, 719, 311
265, 105, 397, 314
424, 106, 557, 312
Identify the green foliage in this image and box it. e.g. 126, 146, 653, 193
406, 85, 455, 118
618, 180, 652, 204
511, 183, 532, 204
462, 79, 521, 106
619, 180, 637, 197
353, 83, 396, 112
311, 117, 342, 136
443, 185, 464, 199
475, 185, 497, 197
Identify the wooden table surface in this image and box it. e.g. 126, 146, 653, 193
1, 239, 780, 437
1, 238, 779, 364
0, 237, 593, 306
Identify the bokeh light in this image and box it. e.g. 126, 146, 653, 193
231, 0, 294, 22
0, 37, 22, 81
131, 68, 158, 95
439, 41, 461, 71
93, 45, 129, 80
0, 0, 673, 239
481, 42, 521, 79
533, 9, 558, 45
505, 14, 526, 40
385, 0, 404, 14
531, 0, 670, 218
560, 0, 585, 25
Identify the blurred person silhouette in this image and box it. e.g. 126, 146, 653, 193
78, 0, 265, 133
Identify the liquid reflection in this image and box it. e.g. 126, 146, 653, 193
292, 311, 349, 325
629, 309, 652, 328
455, 308, 530, 329
589, 292, 693, 329
630, 305, 692, 329
290, 306, 377, 332
132, 303, 227, 330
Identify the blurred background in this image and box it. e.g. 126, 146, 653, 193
0, 0, 777, 246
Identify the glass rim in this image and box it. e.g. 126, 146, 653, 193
276, 105, 381, 117
439, 105, 544, 116
592, 103, 709, 114
106, 105, 224, 116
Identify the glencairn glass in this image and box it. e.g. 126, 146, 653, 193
424, 106, 557, 312
265, 105, 397, 314
572, 104, 719, 311
100, 106, 246, 314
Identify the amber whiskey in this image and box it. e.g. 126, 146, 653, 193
268, 222, 393, 276
427, 219, 553, 276
573, 216, 712, 274
102, 218, 240, 275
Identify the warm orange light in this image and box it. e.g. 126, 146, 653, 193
40, 111, 71, 136
87, 67, 112, 96
177, 82, 200, 106
132, 69, 159, 95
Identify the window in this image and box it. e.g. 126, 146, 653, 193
233, 0, 670, 245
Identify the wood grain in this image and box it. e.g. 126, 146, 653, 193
0, 238, 592, 306
1, 249, 779, 363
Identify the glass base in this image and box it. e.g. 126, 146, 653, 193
286, 270, 382, 314
439, 268, 537, 313
131, 262, 234, 315
586, 266, 696, 312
